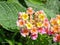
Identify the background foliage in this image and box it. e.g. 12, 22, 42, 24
0, 0, 60, 45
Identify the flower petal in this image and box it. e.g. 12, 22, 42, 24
16, 20, 25, 27
30, 27, 38, 34
26, 7, 34, 15
25, 22, 33, 29
20, 28, 29, 37
30, 34, 38, 40
38, 27, 46, 34
22, 13, 29, 20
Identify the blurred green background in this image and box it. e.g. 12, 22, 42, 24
0, 0, 60, 45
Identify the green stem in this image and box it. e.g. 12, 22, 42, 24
12, 31, 18, 39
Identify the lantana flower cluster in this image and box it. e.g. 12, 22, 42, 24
17, 7, 60, 42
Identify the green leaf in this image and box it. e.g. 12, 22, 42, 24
0, 36, 4, 43
25, 0, 44, 8
25, 0, 56, 18
0, 2, 26, 32
5, 39, 14, 45
25, 0, 45, 7
7, 0, 19, 3
25, 0, 59, 14
0, 0, 7, 1
17, 43, 22, 45
26, 39, 34, 45
0, 29, 6, 43
45, 0, 59, 14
